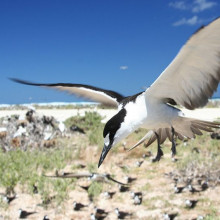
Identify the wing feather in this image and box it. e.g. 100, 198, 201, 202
146, 17, 220, 109
10, 78, 124, 107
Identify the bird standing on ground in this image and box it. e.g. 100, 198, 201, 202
73, 201, 87, 211
11, 18, 220, 166
18, 209, 36, 219
185, 199, 198, 209
114, 208, 132, 219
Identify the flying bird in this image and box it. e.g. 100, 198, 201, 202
44, 172, 127, 185
11, 18, 220, 167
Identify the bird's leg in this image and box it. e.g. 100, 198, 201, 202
152, 132, 163, 162
171, 127, 176, 157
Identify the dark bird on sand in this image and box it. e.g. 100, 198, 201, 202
18, 209, 36, 219
0, 193, 17, 204
103, 191, 115, 199
130, 191, 142, 199
11, 18, 220, 166
174, 185, 185, 194
93, 206, 108, 219
185, 199, 198, 209
73, 201, 87, 211
124, 176, 136, 184
43, 215, 50, 220
118, 184, 130, 192
133, 194, 142, 205
163, 212, 178, 220
187, 184, 200, 193
114, 208, 132, 219
70, 125, 85, 134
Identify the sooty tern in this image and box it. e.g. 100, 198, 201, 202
11, 18, 220, 167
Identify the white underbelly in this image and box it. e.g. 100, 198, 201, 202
142, 103, 182, 130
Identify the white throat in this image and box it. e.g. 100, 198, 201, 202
113, 93, 147, 145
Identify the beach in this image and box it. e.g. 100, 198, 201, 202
0, 107, 219, 122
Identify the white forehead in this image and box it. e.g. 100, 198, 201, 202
104, 134, 110, 146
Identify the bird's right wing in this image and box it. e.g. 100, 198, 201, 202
10, 78, 125, 108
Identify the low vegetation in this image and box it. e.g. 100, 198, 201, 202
0, 110, 219, 219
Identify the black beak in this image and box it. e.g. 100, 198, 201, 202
98, 143, 112, 168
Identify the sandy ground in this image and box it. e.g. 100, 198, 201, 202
0, 107, 220, 219
0, 107, 219, 122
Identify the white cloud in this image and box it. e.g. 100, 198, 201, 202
172, 15, 203, 26
169, 0, 217, 13
169, 1, 187, 10
192, 0, 217, 12
120, 66, 128, 70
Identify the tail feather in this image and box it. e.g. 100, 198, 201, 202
190, 125, 203, 135
191, 121, 213, 132
129, 117, 219, 151
145, 133, 157, 147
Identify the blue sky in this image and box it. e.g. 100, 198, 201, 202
0, 0, 219, 104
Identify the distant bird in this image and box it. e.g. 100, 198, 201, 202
114, 208, 132, 219
118, 184, 130, 192
44, 172, 126, 184
135, 160, 143, 167
3, 195, 17, 204
174, 185, 185, 194
89, 173, 127, 185
133, 195, 142, 205
90, 213, 97, 220
43, 215, 50, 220
124, 176, 136, 184
163, 212, 178, 220
185, 199, 198, 209
94, 206, 108, 215
0, 193, 17, 204
130, 191, 142, 199
70, 125, 85, 134
73, 201, 87, 211
11, 17, 220, 166
94, 206, 108, 219
187, 184, 199, 193
18, 209, 36, 219
103, 191, 115, 199
201, 181, 209, 191
33, 184, 38, 194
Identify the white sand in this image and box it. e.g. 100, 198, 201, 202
0, 107, 219, 122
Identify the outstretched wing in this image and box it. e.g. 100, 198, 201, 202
10, 78, 125, 107
146, 17, 220, 109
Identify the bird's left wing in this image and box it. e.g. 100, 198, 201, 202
10, 78, 125, 107
146, 17, 220, 109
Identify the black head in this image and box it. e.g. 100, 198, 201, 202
98, 108, 126, 167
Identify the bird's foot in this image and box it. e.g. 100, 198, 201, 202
152, 147, 163, 162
